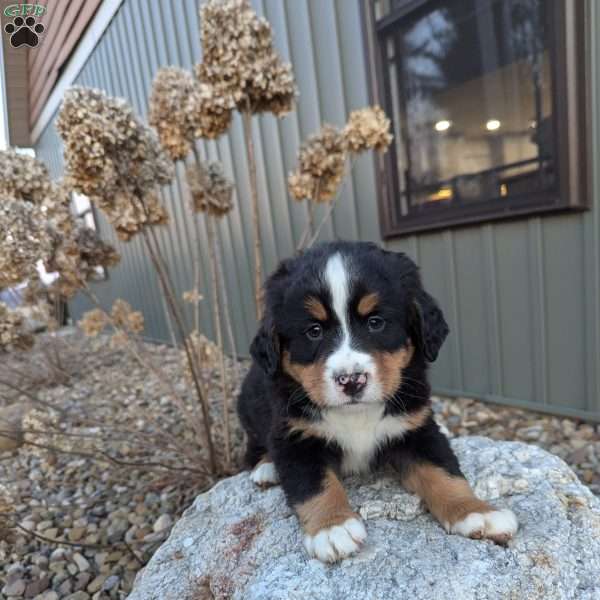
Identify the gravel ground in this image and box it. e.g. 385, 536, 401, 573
1, 331, 599, 599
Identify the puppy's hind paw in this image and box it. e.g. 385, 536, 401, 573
303, 517, 367, 563
250, 461, 280, 488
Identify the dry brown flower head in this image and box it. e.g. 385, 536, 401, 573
288, 124, 347, 203
343, 105, 393, 153
0, 303, 34, 352
186, 161, 234, 217
149, 67, 203, 160
183, 330, 222, 381
0, 197, 53, 287
78, 309, 108, 337
111, 299, 145, 334
183, 289, 204, 304
56, 87, 173, 240
196, 0, 296, 116
46, 225, 120, 298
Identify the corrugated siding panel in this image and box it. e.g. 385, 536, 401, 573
34, 0, 379, 355
34, 0, 600, 420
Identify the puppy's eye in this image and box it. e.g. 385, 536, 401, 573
305, 324, 323, 341
367, 315, 385, 333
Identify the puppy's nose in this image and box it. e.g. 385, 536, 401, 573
334, 371, 368, 396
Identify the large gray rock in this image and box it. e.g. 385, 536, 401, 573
129, 437, 600, 600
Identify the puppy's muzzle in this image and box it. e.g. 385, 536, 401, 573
334, 371, 368, 398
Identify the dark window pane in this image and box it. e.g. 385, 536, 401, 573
381, 0, 556, 216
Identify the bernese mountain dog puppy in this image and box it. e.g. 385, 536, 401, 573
238, 241, 518, 563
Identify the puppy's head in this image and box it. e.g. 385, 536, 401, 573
251, 242, 448, 409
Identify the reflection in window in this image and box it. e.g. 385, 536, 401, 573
380, 0, 556, 215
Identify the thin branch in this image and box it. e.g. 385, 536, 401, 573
241, 103, 263, 319
206, 215, 231, 470
306, 156, 357, 248
140, 225, 218, 474
0, 376, 66, 415
11, 522, 145, 566
296, 178, 322, 251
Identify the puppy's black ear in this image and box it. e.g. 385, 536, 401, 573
412, 290, 449, 362
250, 319, 280, 376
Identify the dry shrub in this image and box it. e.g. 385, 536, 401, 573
56, 86, 173, 241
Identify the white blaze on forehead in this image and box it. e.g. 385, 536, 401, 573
323, 253, 380, 405
324, 253, 350, 337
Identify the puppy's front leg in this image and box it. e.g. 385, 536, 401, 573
393, 423, 518, 543
273, 437, 366, 562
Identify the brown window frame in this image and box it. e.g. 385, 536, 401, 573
362, 0, 591, 238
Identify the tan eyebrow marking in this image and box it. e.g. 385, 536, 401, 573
304, 296, 328, 321
357, 292, 379, 316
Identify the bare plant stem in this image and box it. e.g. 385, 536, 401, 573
296, 179, 322, 251
158, 272, 178, 347
241, 104, 263, 319
190, 146, 207, 335
306, 156, 357, 248
206, 216, 231, 469
0, 374, 66, 415
214, 224, 240, 396
139, 226, 218, 474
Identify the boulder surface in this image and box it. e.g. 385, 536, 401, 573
129, 437, 600, 600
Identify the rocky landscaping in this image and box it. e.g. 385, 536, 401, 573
1, 331, 599, 599
129, 437, 600, 600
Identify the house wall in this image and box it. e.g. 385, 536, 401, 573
35, 0, 600, 420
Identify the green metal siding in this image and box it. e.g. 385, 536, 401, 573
35, 0, 600, 420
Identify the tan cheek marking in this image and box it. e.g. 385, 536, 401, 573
282, 351, 327, 407
373, 343, 415, 397
304, 296, 328, 321
357, 292, 379, 316
402, 464, 493, 529
296, 469, 357, 536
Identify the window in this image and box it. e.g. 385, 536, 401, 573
366, 0, 589, 236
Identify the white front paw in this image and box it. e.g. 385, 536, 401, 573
450, 509, 518, 543
250, 461, 279, 487
303, 517, 367, 563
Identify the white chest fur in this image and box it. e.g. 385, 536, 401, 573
312, 403, 410, 475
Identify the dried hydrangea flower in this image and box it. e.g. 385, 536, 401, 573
183, 289, 204, 304
343, 106, 393, 154
46, 225, 120, 298
288, 124, 347, 202
149, 67, 203, 160
100, 190, 169, 242
79, 309, 108, 337
193, 82, 233, 139
0, 149, 53, 204
0, 197, 53, 287
111, 299, 144, 334
44, 180, 75, 236
186, 161, 234, 217
0, 303, 34, 352
183, 330, 222, 381
56, 86, 173, 240
196, 0, 296, 116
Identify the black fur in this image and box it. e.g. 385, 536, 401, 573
238, 241, 460, 510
